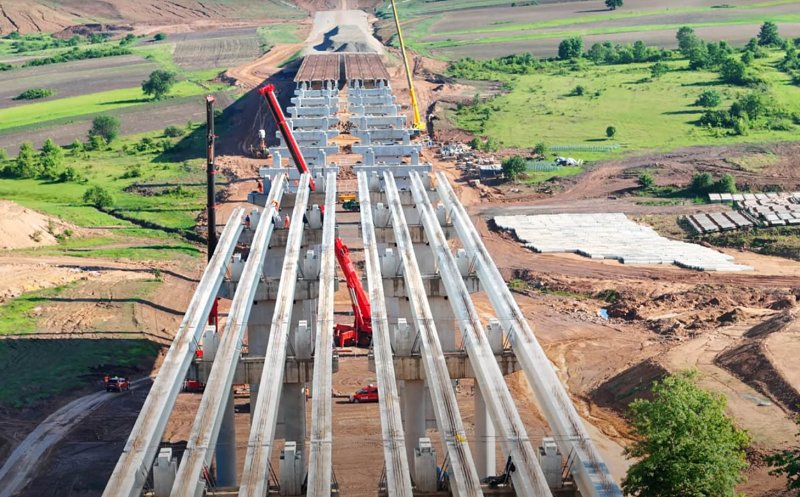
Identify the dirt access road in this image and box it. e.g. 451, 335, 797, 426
0, 378, 150, 497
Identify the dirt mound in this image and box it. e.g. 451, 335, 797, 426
591, 359, 669, 415
715, 341, 800, 414
0, 201, 78, 250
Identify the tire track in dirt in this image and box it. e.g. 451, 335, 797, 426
0, 378, 150, 497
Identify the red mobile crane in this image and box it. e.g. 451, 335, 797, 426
257, 84, 316, 191
333, 237, 372, 347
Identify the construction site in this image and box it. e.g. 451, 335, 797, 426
1, 2, 799, 497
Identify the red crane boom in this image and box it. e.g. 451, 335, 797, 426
257, 84, 316, 191
333, 237, 372, 347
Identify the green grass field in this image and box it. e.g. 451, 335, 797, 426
0, 127, 212, 232
453, 55, 800, 160
0, 339, 160, 408
0, 81, 223, 132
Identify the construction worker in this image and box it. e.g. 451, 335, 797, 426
284, 213, 290, 229
244, 214, 251, 230
256, 179, 263, 194
273, 210, 282, 228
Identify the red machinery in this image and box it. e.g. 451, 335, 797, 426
333, 237, 373, 347
257, 84, 316, 191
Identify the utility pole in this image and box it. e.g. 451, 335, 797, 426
206, 95, 218, 260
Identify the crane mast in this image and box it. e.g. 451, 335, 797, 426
389, 0, 424, 131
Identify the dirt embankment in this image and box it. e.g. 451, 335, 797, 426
0, 201, 83, 250
715, 312, 800, 414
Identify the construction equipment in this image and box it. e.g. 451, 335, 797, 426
338, 193, 356, 203
258, 84, 316, 191
389, 0, 425, 132
342, 200, 360, 212
252, 129, 269, 159
333, 237, 372, 347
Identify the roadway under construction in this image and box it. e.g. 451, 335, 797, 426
101, 53, 623, 497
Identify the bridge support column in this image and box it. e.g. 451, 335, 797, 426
216, 388, 237, 486
401, 379, 426, 479
248, 301, 275, 418
278, 383, 307, 474
429, 296, 456, 352
475, 382, 496, 479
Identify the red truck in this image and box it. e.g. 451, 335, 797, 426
106, 376, 130, 392
349, 384, 379, 403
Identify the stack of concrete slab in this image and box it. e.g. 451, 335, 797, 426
735, 193, 800, 227
687, 211, 754, 233
494, 213, 752, 272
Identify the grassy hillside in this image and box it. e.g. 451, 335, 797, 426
449, 49, 800, 159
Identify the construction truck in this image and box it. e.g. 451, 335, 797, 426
333, 237, 372, 347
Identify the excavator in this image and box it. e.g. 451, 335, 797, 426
333, 237, 372, 347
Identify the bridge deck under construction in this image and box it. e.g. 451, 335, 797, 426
295, 54, 340, 84
344, 53, 390, 83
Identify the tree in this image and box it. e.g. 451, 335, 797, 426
39, 138, 64, 179
83, 185, 114, 209
142, 70, 176, 100
11, 142, 39, 178
695, 89, 721, 108
713, 173, 737, 193
720, 57, 748, 85
637, 172, 654, 189
558, 37, 583, 60
650, 62, 668, 78
501, 155, 527, 181
623, 370, 750, 497
605, 0, 623, 9
758, 21, 781, 47
89, 115, 120, 143
154, 32, 166, 41
767, 416, 800, 495
533, 142, 548, 157
606, 125, 617, 139
691, 172, 714, 194
676, 26, 700, 57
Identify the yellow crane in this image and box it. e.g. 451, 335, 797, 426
389, 0, 425, 132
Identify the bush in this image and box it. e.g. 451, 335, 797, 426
163, 125, 185, 137
720, 57, 749, 85
695, 89, 721, 108
22, 46, 131, 68
558, 37, 583, 60
71, 139, 84, 155
570, 84, 586, 96
88, 134, 107, 151
605, 0, 623, 9
713, 174, 737, 194
533, 142, 548, 157
650, 62, 668, 78
691, 172, 714, 194
502, 155, 527, 180
10, 142, 40, 178
89, 115, 120, 143
13, 88, 54, 100
638, 172, 654, 189
0, 148, 6, 161
83, 185, 114, 209
606, 126, 617, 139
154, 33, 167, 41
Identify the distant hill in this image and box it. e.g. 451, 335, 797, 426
0, 0, 316, 34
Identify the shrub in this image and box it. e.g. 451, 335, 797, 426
502, 155, 527, 180
690, 172, 714, 194
83, 185, 114, 209
533, 142, 548, 157
713, 174, 737, 193
606, 126, 617, 139
71, 139, 84, 155
695, 89, 721, 108
0, 148, 6, 161
89, 115, 120, 143
164, 125, 185, 137
650, 62, 668, 78
154, 33, 166, 41
570, 84, 586, 96
13, 88, 54, 100
638, 172, 654, 189
605, 0, 623, 10
10, 142, 39, 178
558, 37, 583, 60
720, 57, 748, 85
